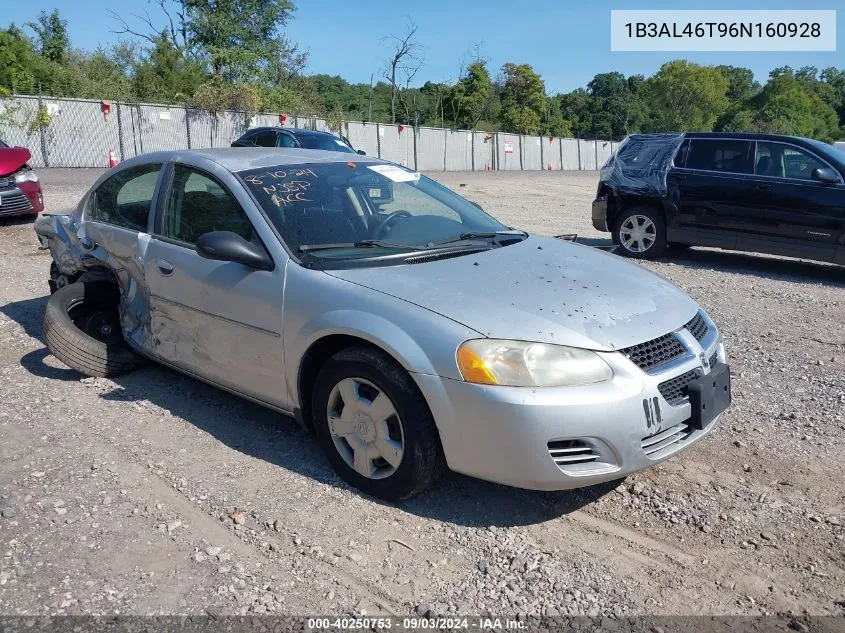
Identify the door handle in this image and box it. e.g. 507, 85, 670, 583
754, 183, 772, 190
156, 259, 174, 276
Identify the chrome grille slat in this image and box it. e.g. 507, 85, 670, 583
641, 423, 692, 457
547, 440, 600, 469
709, 351, 718, 368
0, 193, 33, 213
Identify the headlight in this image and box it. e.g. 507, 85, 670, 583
456, 339, 613, 387
14, 170, 38, 184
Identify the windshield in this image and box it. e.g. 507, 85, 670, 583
238, 161, 508, 262
297, 134, 356, 153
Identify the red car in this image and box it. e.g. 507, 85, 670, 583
0, 140, 44, 218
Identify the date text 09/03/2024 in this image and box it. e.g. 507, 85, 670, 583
307, 617, 527, 630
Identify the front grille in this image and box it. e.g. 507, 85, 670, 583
0, 192, 33, 215
641, 422, 692, 458
621, 333, 686, 372
684, 312, 708, 341
658, 369, 698, 405
709, 351, 717, 368
547, 439, 599, 468
0, 178, 13, 189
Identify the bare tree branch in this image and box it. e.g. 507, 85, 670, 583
380, 19, 423, 123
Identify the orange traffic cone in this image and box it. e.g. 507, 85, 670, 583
108, 149, 118, 168
548, 162, 553, 171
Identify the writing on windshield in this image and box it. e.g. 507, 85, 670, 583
243, 168, 319, 206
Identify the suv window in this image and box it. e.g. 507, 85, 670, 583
278, 133, 298, 148
91, 164, 161, 231
686, 140, 752, 174
673, 140, 690, 167
162, 166, 254, 245
755, 142, 828, 180
250, 130, 279, 148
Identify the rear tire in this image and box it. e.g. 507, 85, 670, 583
613, 206, 667, 259
43, 281, 138, 377
312, 345, 445, 501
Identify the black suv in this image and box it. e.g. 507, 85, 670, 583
232, 127, 364, 154
592, 132, 845, 266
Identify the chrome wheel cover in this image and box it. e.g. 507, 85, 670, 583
326, 377, 404, 479
619, 215, 657, 253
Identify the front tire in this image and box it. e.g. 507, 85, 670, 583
43, 281, 138, 377
312, 346, 445, 501
613, 206, 666, 259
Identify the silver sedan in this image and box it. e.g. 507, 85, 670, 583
35, 149, 731, 500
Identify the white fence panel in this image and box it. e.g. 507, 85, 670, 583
415, 127, 443, 171
579, 139, 597, 170
473, 132, 493, 171
378, 124, 413, 166
0, 96, 45, 167
496, 133, 522, 171
561, 138, 580, 170
345, 121, 378, 157
444, 130, 474, 171
522, 135, 543, 171
596, 139, 613, 167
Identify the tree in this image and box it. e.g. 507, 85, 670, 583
717, 65, 759, 102
132, 34, 205, 103
643, 60, 729, 132
753, 70, 839, 141
381, 20, 423, 124
444, 61, 493, 129
587, 71, 634, 139
500, 63, 546, 134
27, 10, 69, 65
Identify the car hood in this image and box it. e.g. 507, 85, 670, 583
325, 235, 698, 351
0, 147, 31, 176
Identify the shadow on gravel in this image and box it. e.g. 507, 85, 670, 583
7, 294, 613, 527
662, 248, 845, 286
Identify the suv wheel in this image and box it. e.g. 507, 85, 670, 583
613, 206, 667, 259
312, 346, 445, 501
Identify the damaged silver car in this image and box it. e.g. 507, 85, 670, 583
35, 149, 731, 500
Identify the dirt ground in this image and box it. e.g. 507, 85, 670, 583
0, 168, 843, 618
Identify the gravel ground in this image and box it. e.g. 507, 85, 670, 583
0, 168, 843, 618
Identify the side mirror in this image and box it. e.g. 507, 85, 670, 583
196, 231, 274, 271
811, 167, 839, 184
357, 149, 367, 155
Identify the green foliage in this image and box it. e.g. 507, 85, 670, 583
753, 70, 839, 141
27, 10, 69, 64
444, 61, 494, 129
642, 61, 730, 132
500, 63, 546, 134
183, 0, 297, 81
27, 104, 51, 134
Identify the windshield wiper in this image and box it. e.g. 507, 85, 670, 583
426, 229, 528, 248
298, 240, 416, 253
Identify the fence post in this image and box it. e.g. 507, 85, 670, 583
36, 84, 49, 168
443, 128, 447, 171
471, 131, 475, 172
185, 109, 192, 150
376, 123, 381, 158
412, 118, 419, 171
576, 133, 582, 170
558, 138, 563, 170
518, 135, 523, 170
540, 135, 544, 171
116, 102, 125, 161
594, 135, 598, 170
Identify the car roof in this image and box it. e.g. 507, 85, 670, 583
246, 127, 343, 139
120, 147, 382, 172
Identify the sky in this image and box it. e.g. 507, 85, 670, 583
4, 0, 842, 94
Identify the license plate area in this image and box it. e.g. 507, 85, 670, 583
688, 363, 731, 430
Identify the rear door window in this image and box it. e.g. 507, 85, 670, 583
686, 140, 753, 174
249, 131, 279, 147
277, 133, 298, 148
91, 164, 162, 231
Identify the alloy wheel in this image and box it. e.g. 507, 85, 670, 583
619, 215, 657, 253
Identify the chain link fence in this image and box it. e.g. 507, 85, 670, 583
0, 94, 618, 171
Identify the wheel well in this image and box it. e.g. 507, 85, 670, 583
297, 335, 391, 430
608, 197, 665, 230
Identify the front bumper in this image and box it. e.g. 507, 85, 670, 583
591, 196, 608, 232
0, 181, 42, 216
415, 335, 726, 491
